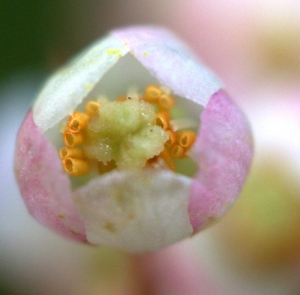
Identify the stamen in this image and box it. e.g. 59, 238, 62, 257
59, 84, 198, 178
67, 112, 90, 133
85, 101, 100, 116
157, 110, 172, 122
154, 113, 169, 130
62, 158, 90, 176
165, 130, 176, 147
171, 145, 186, 158
144, 85, 162, 102
160, 148, 176, 171
64, 131, 84, 147
177, 131, 196, 148
158, 94, 175, 110
59, 147, 85, 159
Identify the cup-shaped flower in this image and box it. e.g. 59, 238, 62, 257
14, 26, 253, 253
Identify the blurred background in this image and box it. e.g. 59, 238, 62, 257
1, 0, 300, 294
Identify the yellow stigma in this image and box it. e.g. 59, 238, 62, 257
59, 85, 197, 177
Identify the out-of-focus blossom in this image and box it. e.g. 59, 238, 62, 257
14, 25, 253, 253
219, 94, 300, 268
219, 156, 300, 269
130, 239, 221, 295
170, 0, 300, 99
192, 94, 300, 295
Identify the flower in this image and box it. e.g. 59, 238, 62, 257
14, 25, 253, 253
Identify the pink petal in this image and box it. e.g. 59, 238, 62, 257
111, 26, 221, 107
189, 90, 253, 232
14, 111, 87, 243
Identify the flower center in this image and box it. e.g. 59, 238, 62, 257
59, 85, 197, 177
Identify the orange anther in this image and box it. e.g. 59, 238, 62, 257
62, 157, 90, 176
158, 94, 175, 110
63, 131, 84, 147
160, 148, 176, 171
177, 131, 196, 148
59, 147, 85, 159
171, 145, 186, 158
165, 130, 176, 147
58, 84, 196, 177
157, 110, 172, 122
144, 85, 162, 102
154, 113, 169, 130
67, 112, 90, 133
85, 101, 100, 116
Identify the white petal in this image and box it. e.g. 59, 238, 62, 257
111, 26, 222, 106
33, 35, 129, 132
73, 169, 193, 253
33, 26, 221, 133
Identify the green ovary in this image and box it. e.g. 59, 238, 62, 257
83, 98, 169, 169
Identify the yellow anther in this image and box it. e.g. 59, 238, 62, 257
64, 131, 84, 147
154, 113, 169, 130
62, 157, 90, 177
177, 130, 196, 148
158, 94, 175, 110
165, 130, 176, 147
171, 145, 186, 158
160, 148, 176, 171
98, 160, 116, 174
59, 147, 85, 159
144, 85, 162, 102
85, 101, 100, 116
67, 112, 90, 133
